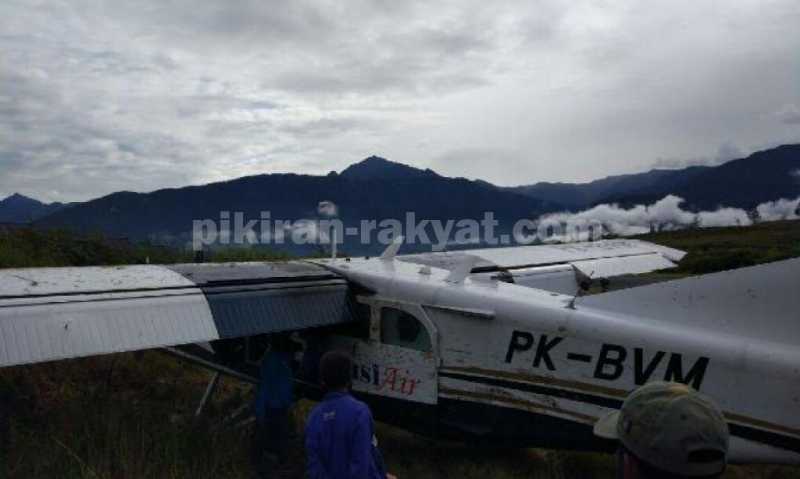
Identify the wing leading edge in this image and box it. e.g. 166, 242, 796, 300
398, 239, 685, 293
0, 262, 355, 368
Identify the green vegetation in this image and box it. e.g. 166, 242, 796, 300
3, 353, 797, 478
0, 353, 253, 478
0, 228, 290, 268
1, 221, 799, 477
636, 219, 800, 275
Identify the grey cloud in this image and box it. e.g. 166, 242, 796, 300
271, 67, 490, 96
1, 0, 534, 202
653, 142, 745, 169
776, 104, 800, 124
175, 95, 281, 118
265, 9, 507, 96
1, 0, 799, 200
428, 147, 532, 184
278, 116, 381, 139
0, 65, 201, 201
108, 0, 519, 97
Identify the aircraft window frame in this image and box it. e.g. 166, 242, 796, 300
379, 307, 432, 352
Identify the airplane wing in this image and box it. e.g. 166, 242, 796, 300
0, 262, 355, 368
399, 239, 685, 293
580, 257, 800, 347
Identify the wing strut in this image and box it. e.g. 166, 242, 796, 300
195, 371, 221, 417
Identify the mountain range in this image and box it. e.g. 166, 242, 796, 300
1, 145, 798, 253
29, 156, 552, 253
0, 194, 69, 224
508, 144, 800, 210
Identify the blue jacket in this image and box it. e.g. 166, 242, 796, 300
305, 392, 387, 479
254, 351, 294, 421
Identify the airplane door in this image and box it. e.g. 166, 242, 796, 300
327, 297, 438, 433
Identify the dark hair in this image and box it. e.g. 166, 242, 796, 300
319, 350, 352, 391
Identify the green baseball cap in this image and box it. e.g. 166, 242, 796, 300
594, 381, 729, 477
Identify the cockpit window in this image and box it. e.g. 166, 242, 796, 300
380, 307, 431, 352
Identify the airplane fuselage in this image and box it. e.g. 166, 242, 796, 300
292, 257, 800, 464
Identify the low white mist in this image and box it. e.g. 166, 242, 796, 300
536, 194, 800, 240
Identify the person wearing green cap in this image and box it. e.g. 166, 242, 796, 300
594, 381, 730, 479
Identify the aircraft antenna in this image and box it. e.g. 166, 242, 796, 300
331, 228, 337, 260
380, 235, 405, 261
567, 268, 594, 309
444, 255, 480, 284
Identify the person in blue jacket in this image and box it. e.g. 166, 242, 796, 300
305, 350, 397, 479
252, 334, 296, 475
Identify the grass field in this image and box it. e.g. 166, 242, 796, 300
2, 353, 798, 479
636, 219, 800, 275
0, 228, 293, 268
0, 221, 799, 478
2, 352, 798, 479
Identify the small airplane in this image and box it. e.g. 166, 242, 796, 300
0, 238, 798, 464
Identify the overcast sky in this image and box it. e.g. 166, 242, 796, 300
2, 0, 799, 202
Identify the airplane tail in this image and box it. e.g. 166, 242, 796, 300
580, 257, 800, 346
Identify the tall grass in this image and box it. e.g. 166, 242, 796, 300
1, 352, 254, 478
0, 228, 290, 268
3, 355, 797, 478
636, 219, 800, 275
0, 353, 611, 479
